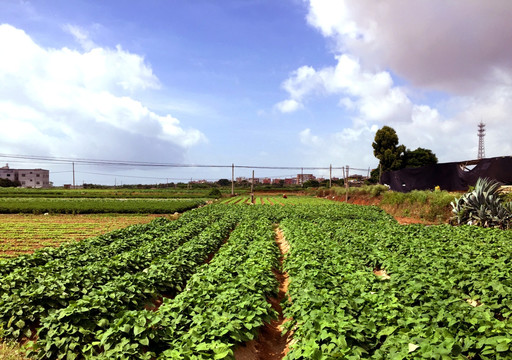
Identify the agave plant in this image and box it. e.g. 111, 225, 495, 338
451, 178, 512, 229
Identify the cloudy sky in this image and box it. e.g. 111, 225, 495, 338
1, 0, 511, 185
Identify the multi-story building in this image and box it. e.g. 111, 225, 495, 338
296, 173, 315, 185
0, 164, 50, 188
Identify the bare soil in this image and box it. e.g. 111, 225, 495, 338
234, 228, 291, 360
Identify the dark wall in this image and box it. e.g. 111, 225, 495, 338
381, 156, 512, 192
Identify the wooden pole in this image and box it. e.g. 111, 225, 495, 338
72, 162, 75, 189
251, 170, 254, 204
345, 165, 349, 202
231, 163, 234, 196
329, 164, 332, 188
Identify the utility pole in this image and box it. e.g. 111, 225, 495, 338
231, 163, 234, 196
251, 170, 254, 204
329, 164, 332, 188
72, 162, 75, 189
345, 165, 349, 202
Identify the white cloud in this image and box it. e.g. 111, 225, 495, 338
305, 0, 512, 94
0, 24, 205, 162
276, 54, 415, 123
63, 24, 96, 51
275, 99, 303, 113
298, 124, 377, 171
276, 1, 512, 166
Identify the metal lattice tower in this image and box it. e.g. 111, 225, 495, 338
477, 122, 486, 159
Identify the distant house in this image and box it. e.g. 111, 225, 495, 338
296, 173, 315, 185
0, 164, 50, 188
284, 178, 297, 185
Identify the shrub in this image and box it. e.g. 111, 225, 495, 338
451, 178, 512, 229
208, 188, 222, 199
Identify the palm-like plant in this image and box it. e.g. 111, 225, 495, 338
451, 178, 511, 229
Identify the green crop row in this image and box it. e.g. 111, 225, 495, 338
0, 206, 238, 342
0, 188, 213, 199
0, 218, 174, 277
0, 198, 205, 214
91, 209, 280, 359
280, 214, 512, 359
2, 202, 512, 359
33, 213, 240, 359
1, 220, 207, 340
220, 195, 341, 206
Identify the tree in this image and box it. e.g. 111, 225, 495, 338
303, 179, 320, 188
403, 147, 438, 168
216, 179, 231, 186
0, 178, 20, 187
208, 188, 222, 198
372, 126, 406, 172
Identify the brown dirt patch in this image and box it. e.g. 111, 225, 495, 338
234, 228, 291, 360
373, 268, 391, 280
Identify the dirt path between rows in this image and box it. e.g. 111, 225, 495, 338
234, 228, 291, 360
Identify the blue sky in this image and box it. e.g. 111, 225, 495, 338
1, 1, 512, 185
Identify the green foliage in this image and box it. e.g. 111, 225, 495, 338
451, 178, 512, 229
380, 189, 453, 221
0, 198, 205, 214
2, 203, 512, 359
373, 126, 438, 175
403, 147, 438, 168
208, 188, 222, 198
216, 179, 231, 187
0, 178, 20, 188
372, 126, 406, 172
280, 209, 512, 359
302, 180, 320, 188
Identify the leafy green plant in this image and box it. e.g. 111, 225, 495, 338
208, 188, 222, 198
451, 178, 512, 229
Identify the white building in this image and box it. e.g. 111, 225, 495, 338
0, 164, 50, 188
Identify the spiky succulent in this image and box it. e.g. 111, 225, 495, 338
451, 178, 512, 229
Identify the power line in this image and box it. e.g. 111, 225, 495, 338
0, 153, 369, 172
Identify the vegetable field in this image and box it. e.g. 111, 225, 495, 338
0, 198, 205, 214
1, 203, 512, 359
220, 195, 334, 205
0, 214, 163, 259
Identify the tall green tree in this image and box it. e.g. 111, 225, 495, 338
403, 147, 438, 168
372, 126, 406, 172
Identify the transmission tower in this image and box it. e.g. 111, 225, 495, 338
477, 122, 486, 159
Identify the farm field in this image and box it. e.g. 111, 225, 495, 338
220, 194, 334, 205
0, 188, 216, 199
1, 203, 512, 359
0, 214, 165, 259
0, 197, 205, 214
